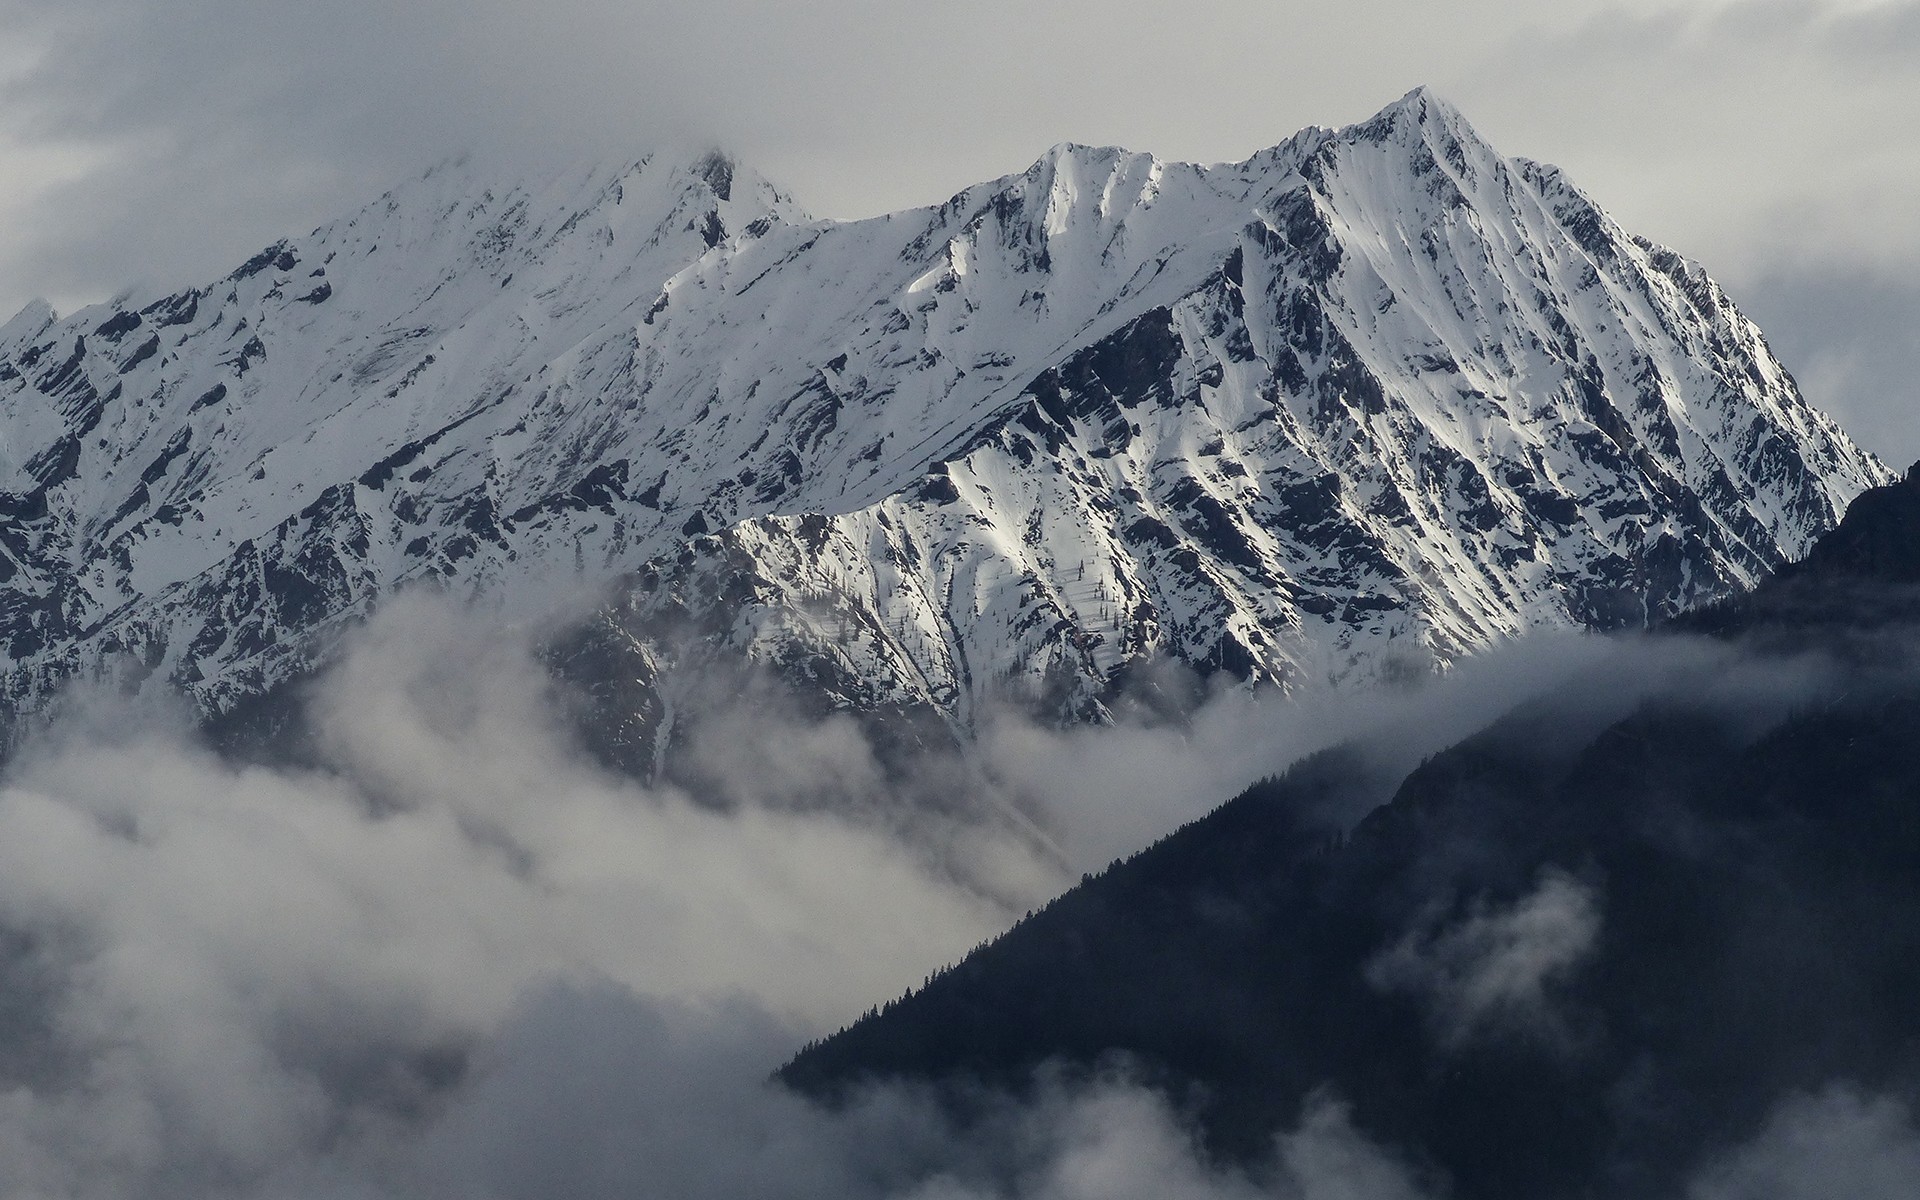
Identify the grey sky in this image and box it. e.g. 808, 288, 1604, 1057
1, 0, 1916, 461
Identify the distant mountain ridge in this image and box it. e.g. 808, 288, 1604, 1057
0, 88, 1887, 758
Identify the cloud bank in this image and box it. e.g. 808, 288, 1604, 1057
0, 588, 1898, 1195
0, 592, 1459, 1195
0, 596, 1030, 1196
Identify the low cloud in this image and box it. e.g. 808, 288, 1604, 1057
977, 630, 1623, 872
0, 595, 1043, 1196
0, 591, 1470, 1198
0, 585, 1888, 1194
1367, 869, 1603, 1051
982, 626, 1845, 874
389, 1038, 1435, 1200
1691, 1086, 1920, 1200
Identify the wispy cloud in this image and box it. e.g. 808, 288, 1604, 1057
1366, 869, 1604, 1051
1691, 1087, 1920, 1200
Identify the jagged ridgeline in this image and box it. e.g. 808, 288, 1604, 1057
782, 466, 1920, 1200
0, 88, 1886, 766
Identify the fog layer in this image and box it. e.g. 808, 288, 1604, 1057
0, 593, 1900, 1196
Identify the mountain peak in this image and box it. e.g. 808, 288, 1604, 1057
358, 144, 801, 235
689, 149, 738, 202
0, 298, 56, 350
1222, 87, 1494, 207
1371, 84, 1468, 129
1340, 84, 1482, 151
1021, 139, 1162, 186
1385, 83, 1452, 118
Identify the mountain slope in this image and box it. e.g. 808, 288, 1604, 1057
0, 148, 806, 714
0, 89, 1887, 749
570, 88, 1887, 744
780, 464, 1920, 1200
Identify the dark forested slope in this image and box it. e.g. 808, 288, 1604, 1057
782, 465, 1920, 1199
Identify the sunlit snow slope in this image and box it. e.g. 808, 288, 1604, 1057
0, 89, 1888, 742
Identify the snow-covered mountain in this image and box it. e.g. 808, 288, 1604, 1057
0, 89, 1888, 753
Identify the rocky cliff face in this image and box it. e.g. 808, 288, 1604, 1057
0, 89, 1887, 755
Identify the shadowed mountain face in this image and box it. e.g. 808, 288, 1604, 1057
1675, 462, 1920, 652
0, 89, 1886, 773
781, 465, 1920, 1199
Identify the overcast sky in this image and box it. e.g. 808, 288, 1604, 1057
1, 0, 1915, 460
